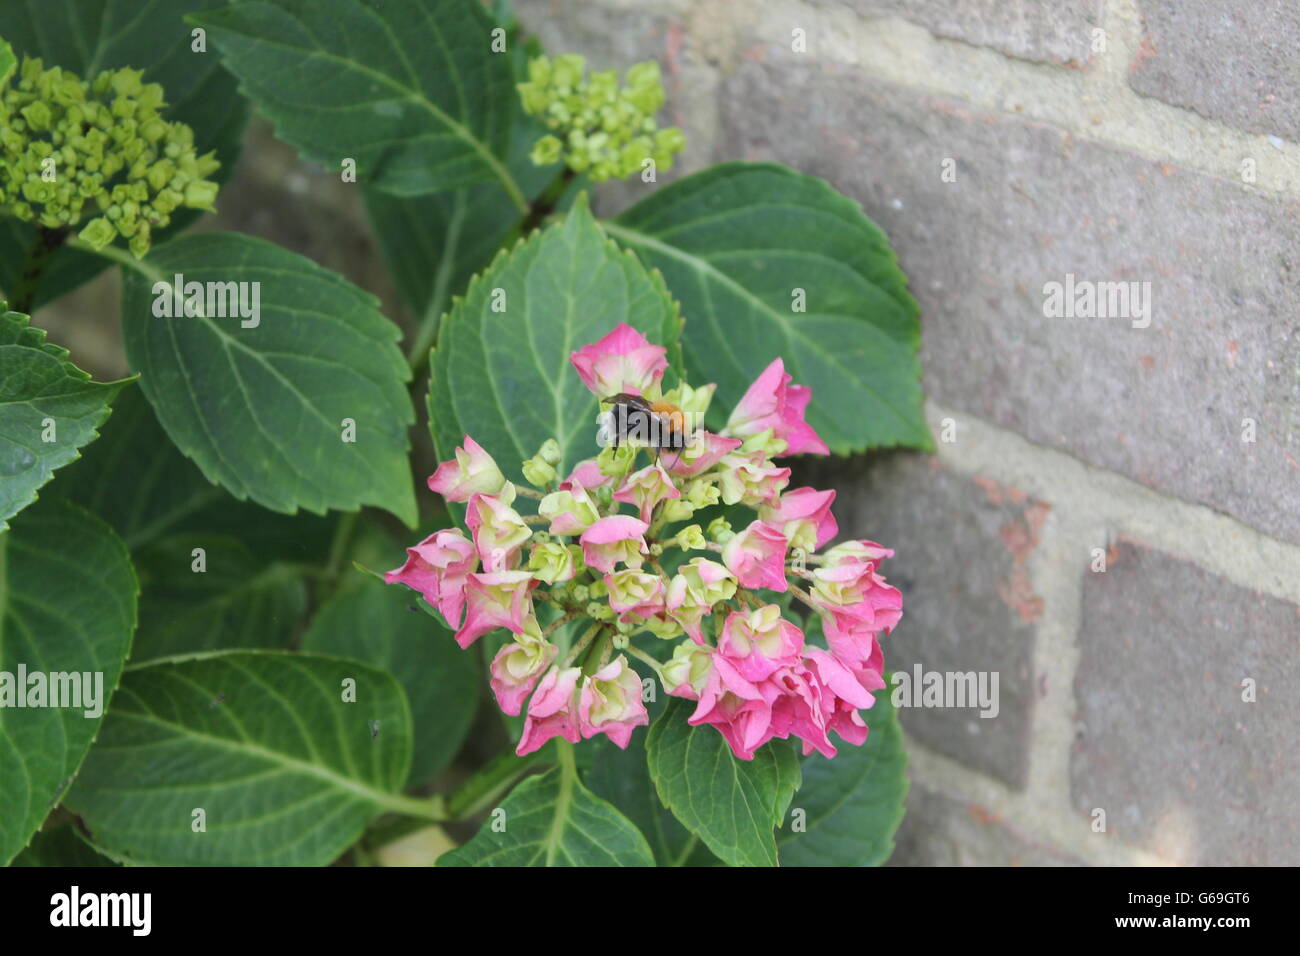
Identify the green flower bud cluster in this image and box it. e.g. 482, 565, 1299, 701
518, 54, 686, 183
0, 57, 220, 258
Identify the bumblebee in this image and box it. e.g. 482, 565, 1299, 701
602, 392, 691, 452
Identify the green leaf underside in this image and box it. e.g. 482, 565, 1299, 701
118, 232, 417, 524
428, 196, 682, 481
777, 686, 908, 866
302, 577, 477, 785
193, 0, 519, 201
65, 651, 413, 866
0, 0, 250, 308
0, 311, 126, 529
439, 766, 655, 866
0, 498, 137, 865
608, 162, 929, 454
646, 698, 802, 867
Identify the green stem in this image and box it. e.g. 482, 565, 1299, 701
326, 511, 360, 581
623, 643, 664, 681
446, 747, 549, 820
562, 619, 604, 667
375, 791, 449, 822
671, 833, 699, 867
404, 193, 467, 374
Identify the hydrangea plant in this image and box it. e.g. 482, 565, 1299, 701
0, 0, 924, 869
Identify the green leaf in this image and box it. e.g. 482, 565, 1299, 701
65, 651, 419, 866
193, 0, 523, 204
362, 115, 564, 329
440, 762, 655, 867
0, 498, 138, 865
645, 697, 802, 867
130, 535, 308, 664
777, 685, 908, 866
0, 0, 250, 309
302, 577, 478, 786
605, 162, 929, 454
362, 22, 565, 327
117, 232, 417, 524
428, 195, 682, 480
586, 725, 712, 867
0, 311, 127, 530
10, 824, 118, 867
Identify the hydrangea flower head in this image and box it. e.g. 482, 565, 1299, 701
387, 324, 902, 761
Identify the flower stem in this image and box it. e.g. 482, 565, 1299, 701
623, 643, 665, 681
445, 747, 549, 820
562, 619, 604, 667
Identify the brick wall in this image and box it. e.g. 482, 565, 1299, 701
514, 0, 1300, 865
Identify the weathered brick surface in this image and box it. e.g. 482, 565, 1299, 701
1129, 0, 1300, 141
821, 0, 1103, 66
802, 454, 1039, 788
723, 55, 1300, 543
891, 783, 1083, 865
1072, 541, 1300, 865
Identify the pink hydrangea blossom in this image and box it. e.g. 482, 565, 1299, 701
384, 529, 477, 628
539, 483, 601, 535
715, 450, 790, 507
717, 606, 804, 682
517, 665, 582, 755
665, 558, 736, 642
811, 560, 904, 638
566, 458, 612, 490
568, 322, 667, 398
721, 520, 789, 592
455, 570, 535, 649
465, 490, 531, 571
613, 462, 681, 523
490, 621, 558, 715
579, 515, 649, 573
604, 569, 665, 619
665, 431, 743, 478
578, 657, 649, 748
760, 487, 838, 552
724, 357, 829, 456
427, 435, 506, 502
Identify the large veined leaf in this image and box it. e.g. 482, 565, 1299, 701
65, 651, 419, 866
0, 311, 127, 530
0, 498, 137, 865
605, 162, 929, 454
193, 0, 523, 202
117, 232, 417, 524
440, 763, 655, 867
303, 577, 478, 786
645, 698, 802, 867
0, 0, 250, 309
428, 196, 682, 481
777, 686, 908, 866
362, 18, 566, 329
